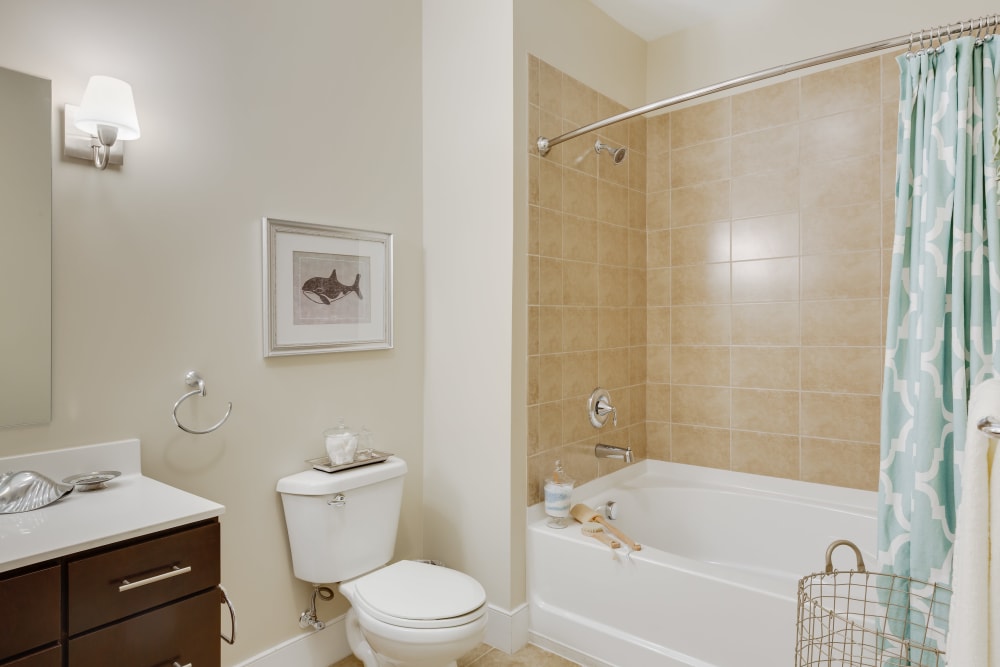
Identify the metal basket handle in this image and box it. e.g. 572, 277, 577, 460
824, 539, 866, 573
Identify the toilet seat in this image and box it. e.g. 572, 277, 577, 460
345, 560, 487, 630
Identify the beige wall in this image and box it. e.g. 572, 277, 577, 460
647, 0, 1000, 101
0, 1, 423, 663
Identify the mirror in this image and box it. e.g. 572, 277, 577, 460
0, 66, 51, 427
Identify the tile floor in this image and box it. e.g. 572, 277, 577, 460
331, 642, 581, 666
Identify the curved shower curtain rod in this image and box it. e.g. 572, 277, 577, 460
536, 14, 1000, 156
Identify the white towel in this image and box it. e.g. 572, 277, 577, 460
947, 377, 1000, 667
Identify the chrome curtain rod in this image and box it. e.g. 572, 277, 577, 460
536, 14, 1000, 156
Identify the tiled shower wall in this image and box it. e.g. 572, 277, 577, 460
526, 55, 648, 503
527, 52, 900, 503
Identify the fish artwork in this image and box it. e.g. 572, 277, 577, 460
301, 269, 364, 305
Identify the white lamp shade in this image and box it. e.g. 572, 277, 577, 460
74, 75, 140, 140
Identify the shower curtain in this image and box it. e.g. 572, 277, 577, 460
879, 34, 1000, 601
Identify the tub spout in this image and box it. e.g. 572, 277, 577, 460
595, 443, 633, 464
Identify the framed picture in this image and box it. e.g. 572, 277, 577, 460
262, 218, 393, 356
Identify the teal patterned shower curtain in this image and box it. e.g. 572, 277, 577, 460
879, 36, 1000, 590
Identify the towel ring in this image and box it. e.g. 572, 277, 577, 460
172, 370, 233, 435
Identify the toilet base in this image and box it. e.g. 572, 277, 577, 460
345, 606, 485, 667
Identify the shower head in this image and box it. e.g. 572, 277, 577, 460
595, 140, 627, 164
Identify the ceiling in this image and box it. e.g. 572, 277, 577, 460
589, 0, 768, 41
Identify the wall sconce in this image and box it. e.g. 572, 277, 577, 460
63, 75, 140, 170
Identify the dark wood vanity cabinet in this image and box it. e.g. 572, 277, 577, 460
0, 519, 221, 667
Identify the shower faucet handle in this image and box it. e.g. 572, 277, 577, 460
588, 388, 618, 428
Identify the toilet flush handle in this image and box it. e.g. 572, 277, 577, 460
327, 493, 346, 507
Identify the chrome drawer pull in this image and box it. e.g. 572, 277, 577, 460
173, 663, 192, 667
118, 565, 192, 592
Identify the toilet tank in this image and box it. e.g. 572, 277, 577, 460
277, 457, 407, 584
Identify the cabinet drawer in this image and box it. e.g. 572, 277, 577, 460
3, 645, 61, 667
68, 587, 220, 667
0, 565, 60, 660
67, 521, 219, 634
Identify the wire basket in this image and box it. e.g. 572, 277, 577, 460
795, 540, 952, 667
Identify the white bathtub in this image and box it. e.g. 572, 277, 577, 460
527, 460, 877, 667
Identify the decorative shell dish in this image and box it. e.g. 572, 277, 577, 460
0, 470, 74, 514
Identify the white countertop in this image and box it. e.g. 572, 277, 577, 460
0, 439, 224, 573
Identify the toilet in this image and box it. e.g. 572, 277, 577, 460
277, 457, 487, 667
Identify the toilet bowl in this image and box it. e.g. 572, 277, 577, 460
276, 458, 488, 667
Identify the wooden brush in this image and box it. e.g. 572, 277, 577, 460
580, 523, 620, 549
571, 503, 642, 551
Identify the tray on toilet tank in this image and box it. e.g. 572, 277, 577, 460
306, 450, 393, 474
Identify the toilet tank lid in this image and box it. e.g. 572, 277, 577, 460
277, 456, 407, 495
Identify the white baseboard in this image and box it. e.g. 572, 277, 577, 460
234, 602, 528, 665
483, 602, 530, 654
233, 614, 351, 667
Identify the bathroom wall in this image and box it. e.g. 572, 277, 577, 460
644, 53, 900, 490
525, 58, 648, 503
0, 1, 424, 663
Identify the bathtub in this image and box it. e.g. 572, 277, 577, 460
527, 460, 877, 667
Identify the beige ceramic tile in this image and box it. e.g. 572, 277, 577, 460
647, 381, 671, 422
537, 401, 562, 452
731, 431, 800, 479
800, 203, 881, 255
598, 180, 629, 227
671, 345, 730, 386
801, 438, 879, 490
528, 55, 539, 106
599, 95, 629, 147
647, 113, 670, 156
731, 346, 800, 390
647, 345, 671, 384
800, 250, 881, 300
599, 307, 630, 349
527, 404, 540, 456
732, 388, 800, 435
528, 103, 539, 156
598, 347, 630, 390
528, 306, 539, 355
561, 74, 599, 126
537, 60, 562, 115
537, 354, 562, 404
801, 392, 880, 443
731, 257, 799, 303
881, 100, 898, 154
732, 79, 799, 135
563, 307, 598, 352
628, 229, 646, 270
801, 299, 882, 346
563, 168, 597, 219
646, 419, 671, 460
562, 215, 598, 263
731, 168, 799, 219
731, 212, 799, 261
628, 115, 647, 155
648, 152, 670, 193
537, 206, 561, 258
561, 260, 594, 306
599, 265, 629, 308
672, 305, 731, 345
647, 190, 671, 230
538, 159, 562, 211
671, 139, 731, 188
672, 263, 731, 306
528, 155, 539, 206
881, 51, 904, 102
527, 355, 539, 405
561, 397, 594, 445
670, 424, 731, 469
671, 98, 732, 148
801, 346, 883, 395
561, 351, 598, 399
647, 268, 670, 307
630, 345, 647, 385
538, 257, 562, 306
670, 180, 731, 227
646, 306, 670, 345
527, 255, 539, 306
801, 154, 880, 210
647, 230, 670, 269
628, 149, 647, 192
800, 106, 880, 164
598, 222, 629, 266
731, 302, 800, 345
629, 189, 647, 230
671, 222, 731, 266
671, 385, 731, 427
800, 57, 880, 120
629, 307, 646, 346
731, 124, 799, 177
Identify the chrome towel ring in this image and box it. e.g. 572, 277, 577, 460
172, 370, 233, 435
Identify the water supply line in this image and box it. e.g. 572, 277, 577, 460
299, 585, 335, 630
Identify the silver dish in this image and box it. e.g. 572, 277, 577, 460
0, 470, 74, 514
306, 450, 392, 473
62, 470, 121, 491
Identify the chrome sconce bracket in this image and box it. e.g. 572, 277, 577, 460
63, 104, 124, 166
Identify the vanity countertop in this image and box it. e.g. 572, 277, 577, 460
0, 438, 224, 573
